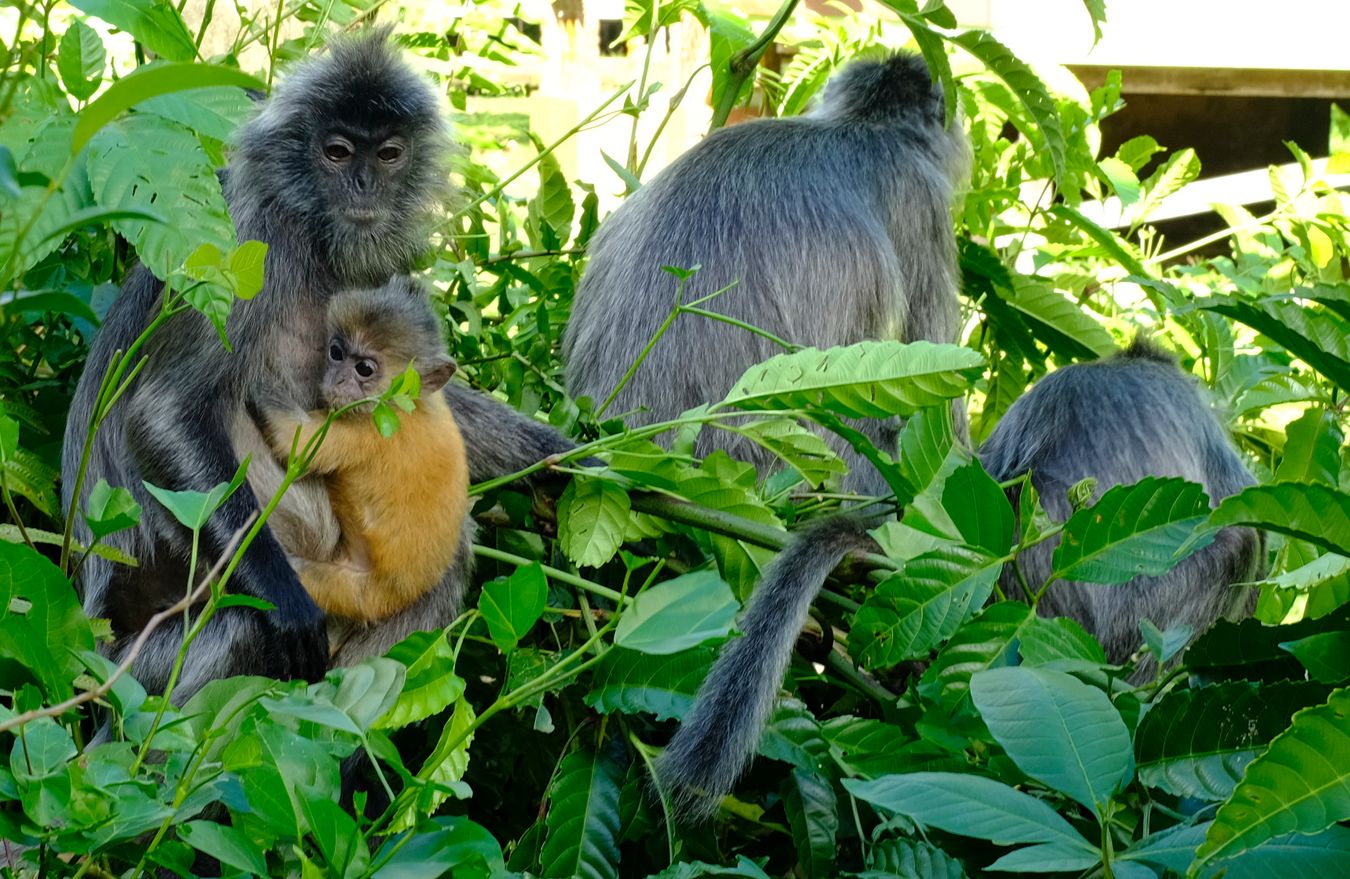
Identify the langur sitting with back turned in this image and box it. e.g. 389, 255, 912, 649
564, 52, 971, 499
655, 340, 1265, 818
252, 278, 471, 632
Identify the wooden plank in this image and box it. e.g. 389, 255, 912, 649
1070, 65, 1350, 99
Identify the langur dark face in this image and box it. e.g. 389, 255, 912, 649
315, 123, 413, 235
322, 335, 387, 409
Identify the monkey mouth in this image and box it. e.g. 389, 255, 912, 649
342, 207, 388, 225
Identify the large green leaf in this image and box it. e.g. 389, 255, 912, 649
723, 340, 984, 419
1051, 477, 1214, 584
67, 0, 197, 63
918, 601, 1035, 707
1001, 278, 1117, 360
1136, 681, 1330, 801
1197, 687, 1350, 865
0, 542, 95, 701
0, 117, 94, 283
136, 86, 255, 143
941, 458, 1015, 555
849, 546, 1004, 669
613, 569, 738, 655
87, 114, 234, 279
541, 744, 625, 879
1275, 408, 1343, 485
844, 772, 1096, 853
583, 646, 713, 721
1126, 822, 1350, 878
971, 666, 1132, 817
558, 476, 630, 568
1211, 482, 1350, 555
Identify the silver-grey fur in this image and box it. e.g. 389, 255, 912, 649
62, 30, 571, 700
563, 53, 971, 498
656, 341, 1264, 816
979, 340, 1265, 670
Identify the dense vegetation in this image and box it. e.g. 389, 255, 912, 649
3, 0, 1350, 876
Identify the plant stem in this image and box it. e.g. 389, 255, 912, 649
473, 544, 625, 604
708, 0, 800, 130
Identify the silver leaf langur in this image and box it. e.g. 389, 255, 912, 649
656, 340, 1264, 817
62, 29, 574, 700
563, 53, 972, 499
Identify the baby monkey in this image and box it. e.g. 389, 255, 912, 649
260, 280, 470, 623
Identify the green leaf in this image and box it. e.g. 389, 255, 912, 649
736, 418, 847, 488
58, 20, 106, 101
985, 841, 1100, 873
8, 717, 77, 779
479, 563, 547, 652
1281, 632, 1350, 684
783, 769, 837, 879
1212, 482, 1350, 555
528, 147, 575, 246
1130, 148, 1201, 225
918, 601, 1036, 707
136, 86, 254, 143
541, 744, 625, 879
396, 694, 475, 831
558, 477, 630, 568
229, 240, 268, 299
724, 340, 984, 419
67, 0, 196, 62
866, 838, 968, 878
379, 630, 464, 730
0, 542, 95, 699
83, 478, 142, 539
373, 816, 505, 879
614, 569, 738, 655
87, 115, 235, 279
941, 457, 1015, 555
1021, 615, 1107, 666
1001, 279, 1118, 360
949, 30, 1066, 187
1050, 477, 1214, 584
849, 545, 1003, 669
1197, 295, 1350, 394
971, 666, 1132, 817
180, 821, 268, 875
844, 772, 1096, 852
142, 461, 246, 530
1198, 687, 1350, 865
583, 646, 713, 720
1136, 680, 1330, 801
1276, 408, 1343, 485
74, 62, 265, 153
1127, 822, 1350, 878
1098, 156, 1140, 205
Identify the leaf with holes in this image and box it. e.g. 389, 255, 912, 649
1051, 477, 1213, 584
724, 340, 984, 419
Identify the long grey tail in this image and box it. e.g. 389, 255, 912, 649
655, 515, 876, 818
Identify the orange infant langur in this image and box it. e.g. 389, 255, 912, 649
262, 281, 470, 622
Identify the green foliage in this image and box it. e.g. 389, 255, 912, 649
5, 1, 1350, 876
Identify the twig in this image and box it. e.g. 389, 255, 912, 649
0, 513, 258, 735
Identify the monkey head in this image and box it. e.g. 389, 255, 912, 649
229, 27, 454, 287
321, 277, 456, 411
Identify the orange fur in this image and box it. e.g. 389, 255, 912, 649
268, 392, 469, 621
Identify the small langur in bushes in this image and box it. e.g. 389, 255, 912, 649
564, 52, 971, 499
656, 340, 1264, 817
253, 279, 471, 631
979, 339, 1265, 668
62, 29, 573, 699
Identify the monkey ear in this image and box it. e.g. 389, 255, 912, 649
419, 356, 457, 392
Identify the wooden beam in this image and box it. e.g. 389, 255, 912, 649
1070, 65, 1350, 99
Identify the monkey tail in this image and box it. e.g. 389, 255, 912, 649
655, 515, 876, 818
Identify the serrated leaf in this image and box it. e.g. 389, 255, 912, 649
558, 477, 630, 568
479, 563, 547, 652
379, 630, 464, 729
1137, 680, 1330, 801
541, 744, 625, 879
58, 20, 105, 101
136, 86, 254, 143
985, 841, 1099, 873
1051, 477, 1213, 584
584, 646, 713, 720
614, 569, 738, 655
1197, 687, 1350, 865
735, 418, 846, 488
724, 340, 983, 419
1212, 482, 1350, 555
1197, 295, 1350, 394
918, 601, 1035, 707
1001, 278, 1117, 360
849, 546, 1003, 669
396, 694, 475, 832
844, 772, 1096, 852
971, 666, 1132, 817
866, 838, 968, 878
1129, 148, 1201, 226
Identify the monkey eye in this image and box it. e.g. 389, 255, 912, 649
323, 139, 353, 163
355, 359, 376, 379
329, 344, 343, 361
376, 142, 404, 163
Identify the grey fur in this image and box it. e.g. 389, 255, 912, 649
979, 340, 1265, 670
563, 53, 971, 498
62, 30, 571, 701
654, 516, 876, 817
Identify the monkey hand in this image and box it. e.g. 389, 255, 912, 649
263, 585, 329, 683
